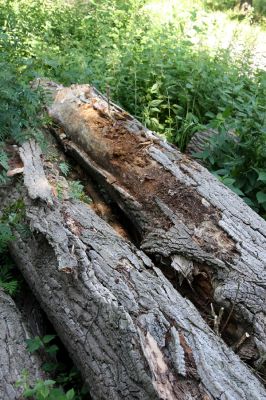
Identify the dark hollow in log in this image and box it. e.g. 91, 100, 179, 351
5, 139, 266, 399
0, 289, 46, 399
45, 83, 266, 370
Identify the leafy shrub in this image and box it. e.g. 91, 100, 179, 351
0, 0, 265, 219
254, 0, 266, 17
17, 376, 75, 400
195, 65, 266, 216
204, 0, 237, 11
204, 0, 266, 18
0, 253, 19, 295
19, 335, 89, 400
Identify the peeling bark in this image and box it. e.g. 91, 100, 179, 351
5, 139, 266, 399
0, 289, 45, 399
45, 84, 266, 368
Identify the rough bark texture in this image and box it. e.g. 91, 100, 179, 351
45, 83, 266, 369
5, 139, 266, 399
0, 289, 45, 399
186, 129, 217, 156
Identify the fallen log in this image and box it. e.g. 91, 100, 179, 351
0, 289, 46, 399
5, 139, 266, 399
46, 83, 266, 368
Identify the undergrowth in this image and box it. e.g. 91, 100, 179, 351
1, 0, 265, 216
0, 199, 28, 295
17, 335, 89, 399
0, 0, 265, 395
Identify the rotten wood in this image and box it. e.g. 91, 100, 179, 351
45, 83, 266, 370
5, 139, 266, 399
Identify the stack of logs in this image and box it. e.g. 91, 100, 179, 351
1, 81, 266, 400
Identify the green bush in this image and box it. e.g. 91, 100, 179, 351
0, 0, 265, 219
17, 335, 89, 399
204, 0, 237, 11
204, 0, 266, 18
254, 0, 266, 16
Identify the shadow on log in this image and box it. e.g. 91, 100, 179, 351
4, 139, 266, 399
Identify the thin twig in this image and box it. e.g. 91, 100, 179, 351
106, 84, 111, 116
220, 281, 241, 334
233, 332, 250, 351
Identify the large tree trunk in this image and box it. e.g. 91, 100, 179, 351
45, 83, 266, 369
5, 139, 266, 399
0, 289, 46, 399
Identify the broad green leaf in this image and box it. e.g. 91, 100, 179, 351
257, 171, 266, 183
42, 334, 56, 344
26, 337, 43, 353
150, 83, 160, 93
66, 388, 75, 400
149, 99, 163, 107
46, 344, 59, 354
256, 192, 266, 204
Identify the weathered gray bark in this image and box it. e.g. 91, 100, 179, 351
5, 139, 266, 399
186, 129, 217, 156
0, 289, 46, 399
46, 83, 266, 369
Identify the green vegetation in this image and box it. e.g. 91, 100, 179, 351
0, 0, 265, 217
0, 1, 265, 396
68, 181, 91, 203
0, 199, 27, 295
17, 335, 89, 399
204, 0, 266, 22
0, 253, 19, 295
59, 163, 71, 177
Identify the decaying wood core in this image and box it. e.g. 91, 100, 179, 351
55, 95, 237, 263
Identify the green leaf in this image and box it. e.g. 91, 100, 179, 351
59, 162, 70, 177
42, 334, 56, 344
150, 83, 160, 93
26, 336, 43, 353
46, 344, 59, 354
66, 388, 75, 400
222, 177, 235, 186
43, 380, 56, 386
0, 150, 9, 170
38, 385, 50, 398
230, 186, 244, 196
149, 99, 163, 107
0, 223, 14, 252
257, 171, 266, 183
23, 388, 35, 397
42, 362, 58, 373
256, 192, 266, 204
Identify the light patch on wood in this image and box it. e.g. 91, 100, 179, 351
193, 220, 235, 256
169, 327, 186, 376
140, 331, 179, 400
6, 167, 24, 177
171, 254, 194, 285
19, 140, 53, 204
65, 216, 82, 236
